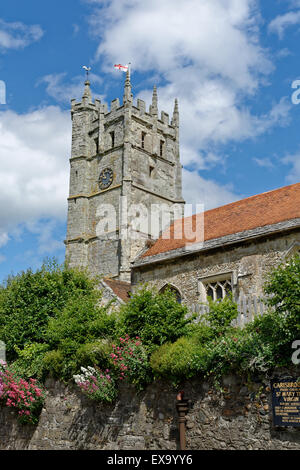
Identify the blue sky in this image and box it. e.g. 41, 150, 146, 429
0, 0, 300, 282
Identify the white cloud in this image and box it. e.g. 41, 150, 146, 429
84, 0, 295, 208
276, 48, 292, 59
0, 19, 43, 51
182, 168, 241, 212
0, 232, 9, 248
88, 0, 290, 177
253, 157, 275, 169
72, 24, 80, 36
91, 0, 270, 90
37, 72, 105, 104
269, 10, 300, 39
282, 151, 300, 183
25, 219, 65, 255
0, 106, 71, 246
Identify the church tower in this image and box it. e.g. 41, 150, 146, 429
65, 72, 185, 281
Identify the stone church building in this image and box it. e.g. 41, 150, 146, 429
65, 72, 300, 308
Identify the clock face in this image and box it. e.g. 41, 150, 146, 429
99, 168, 114, 190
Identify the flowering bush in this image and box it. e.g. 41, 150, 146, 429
73, 366, 117, 403
0, 361, 45, 424
0, 361, 5, 398
110, 335, 152, 390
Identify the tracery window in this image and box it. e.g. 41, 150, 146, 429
204, 279, 232, 301
199, 273, 233, 302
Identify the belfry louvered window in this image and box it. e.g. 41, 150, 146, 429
141, 132, 146, 149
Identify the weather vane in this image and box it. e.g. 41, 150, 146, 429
82, 66, 91, 80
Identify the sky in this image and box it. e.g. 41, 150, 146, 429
0, 0, 300, 282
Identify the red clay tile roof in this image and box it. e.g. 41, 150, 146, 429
142, 183, 300, 259
103, 278, 131, 302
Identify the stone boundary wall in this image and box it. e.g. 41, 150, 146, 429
1, 369, 300, 450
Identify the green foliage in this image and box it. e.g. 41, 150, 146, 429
116, 286, 191, 352
44, 294, 116, 380
45, 292, 114, 348
203, 294, 238, 334
75, 340, 112, 369
151, 322, 274, 383
12, 343, 50, 381
151, 257, 300, 382
264, 254, 300, 334
150, 336, 202, 383
245, 254, 300, 369
0, 259, 118, 382
42, 350, 64, 377
1, 255, 299, 401
0, 259, 99, 361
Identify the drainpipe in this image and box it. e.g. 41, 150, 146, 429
176, 391, 189, 450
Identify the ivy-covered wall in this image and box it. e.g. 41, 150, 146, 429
1, 369, 300, 450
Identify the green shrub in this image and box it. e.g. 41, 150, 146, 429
75, 340, 112, 370
44, 291, 116, 380
150, 336, 203, 383
0, 259, 99, 361
2, 255, 298, 392
151, 325, 273, 382
42, 350, 65, 377
151, 257, 300, 383
45, 293, 112, 347
116, 286, 191, 352
203, 294, 238, 334
264, 254, 300, 334
12, 343, 49, 381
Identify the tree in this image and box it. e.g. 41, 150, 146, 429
117, 286, 191, 352
0, 259, 100, 361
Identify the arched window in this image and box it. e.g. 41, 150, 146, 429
159, 284, 182, 304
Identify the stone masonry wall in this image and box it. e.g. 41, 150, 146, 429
1, 368, 300, 450
132, 230, 300, 307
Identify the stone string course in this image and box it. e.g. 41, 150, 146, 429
1, 369, 300, 450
